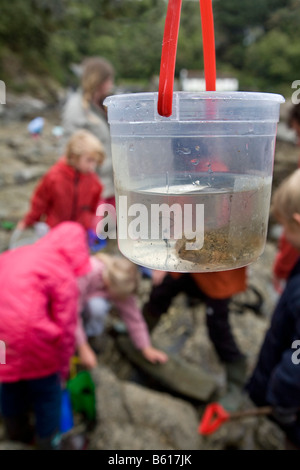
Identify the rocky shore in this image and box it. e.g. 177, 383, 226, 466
0, 96, 298, 450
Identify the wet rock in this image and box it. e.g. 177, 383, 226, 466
115, 335, 218, 402
3, 94, 47, 121
199, 419, 249, 450
6, 136, 24, 149
247, 242, 278, 322
90, 421, 174, 451
254, 417, 285, 450
16, 144, 58, 165
14, 166, 49, 184
273, 140, 299, 189
90, 366, 202, 450
122, 382, 201, 450
0, 182, 37, 220
0, 230, 11, 252
0, 441, 34, 450
92, 366, 131, 424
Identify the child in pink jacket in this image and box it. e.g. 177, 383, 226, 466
0, 222, 91, 449
76, 253, 168, 366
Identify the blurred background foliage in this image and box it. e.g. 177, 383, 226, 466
0, 0, 299, 98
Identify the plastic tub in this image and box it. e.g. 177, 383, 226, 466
104, 91, 285, 272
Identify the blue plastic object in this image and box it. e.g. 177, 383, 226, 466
60, 389, 74, 433
138, 266, 153, 279
28, 117, 44, 135
87, 229, 107, 253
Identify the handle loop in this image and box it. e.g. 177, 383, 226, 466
158, 0, 216, 117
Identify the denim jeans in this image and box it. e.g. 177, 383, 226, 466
0, 373, 62, 446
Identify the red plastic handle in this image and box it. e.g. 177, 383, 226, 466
158, 0, 182, 117
198, 403, 230, 435
199, 0, 216, 92
158, 0, 216, 118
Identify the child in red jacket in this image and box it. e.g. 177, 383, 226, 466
17, 129, 105, 232
0, 222, 91, 449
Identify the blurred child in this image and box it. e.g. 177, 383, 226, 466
76, 253, 168, 366
247, 169, 300, 449
17, 129, 105, 232
0, 222, 91, 450
272, 103, 300, 293
143, 268, 248, 411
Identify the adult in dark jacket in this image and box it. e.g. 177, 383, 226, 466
246, 168, 300, 449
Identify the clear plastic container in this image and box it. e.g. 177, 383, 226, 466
104, 91, 284, 272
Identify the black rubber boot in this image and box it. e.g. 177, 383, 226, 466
3, 415, 35, 445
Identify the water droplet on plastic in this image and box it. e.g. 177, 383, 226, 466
246, 143, 249, 150
191, 159, 199, 165
129, 144, 134, 152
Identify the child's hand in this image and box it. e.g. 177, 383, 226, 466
141, 346, 168, 364
78, 341, 98, 369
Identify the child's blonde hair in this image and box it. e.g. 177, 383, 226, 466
65, 129, 106, 166
96, 253, 140, 300
272, 168, 300, 223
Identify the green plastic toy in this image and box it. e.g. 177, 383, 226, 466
0, 221, 16, 231
66, 370, 97, 424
